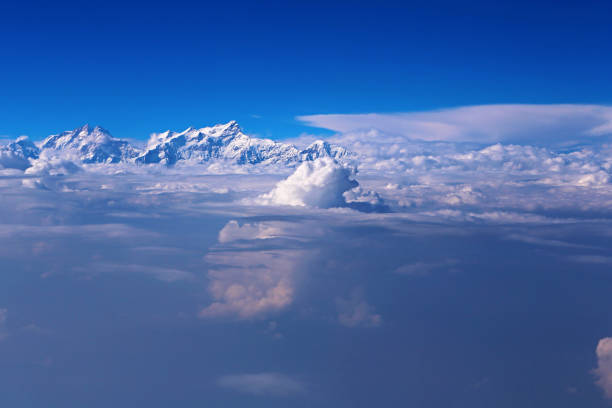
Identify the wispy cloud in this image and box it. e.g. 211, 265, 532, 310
216, 372, 306, 396
0, 308, 7, 341
395, 258, 459, 276
336, 289, 382, 328
298, 104, 612, 144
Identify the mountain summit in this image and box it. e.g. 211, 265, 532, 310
136, 121, 347, 166
41, 124, 139, 164
0, 121, 349, 170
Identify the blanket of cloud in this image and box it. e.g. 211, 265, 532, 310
2, 107, 612, 407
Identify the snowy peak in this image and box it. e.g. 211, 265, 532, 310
136, 121, 300, 166
213, 120, 241, 136
136, 121, 349, 166
300, 140, 349, 161
42, 124, 110, 149
41, 124, 138, 164
0, 136, 41, 170
3, 121, 351, 169
11, 136, 40, 160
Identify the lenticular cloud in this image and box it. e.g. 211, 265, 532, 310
258, 158, 358, 208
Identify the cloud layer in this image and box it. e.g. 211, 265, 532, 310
298, 104, 612, 144
217, 372, 306, 396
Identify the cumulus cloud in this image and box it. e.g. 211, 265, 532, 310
216, 372, 306, 396
200, 249, 300, 319
200, 220, 320, 320
336, 290, 382, 328
595, 337, 612, 399
258, 158, 358, 208
257, 157, 386, 211
25, 150, 82, 177
298, 104, 612, 144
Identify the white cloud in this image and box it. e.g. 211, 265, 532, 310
336, 290, 382, 328
595, 337, 612, 399
216, 372, 306, 396
298, 104, 612, 144
218, 220, 284, 243
258, 158, 358, 208
25, 150, 82, 177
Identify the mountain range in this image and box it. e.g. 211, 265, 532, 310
0, 121, 349, 169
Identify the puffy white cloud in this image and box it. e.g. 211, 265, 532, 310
216, 372, 306, 396
336, 290, 382, 328
294, 107, 612, 216
258, 158, 358, 208
25, 150, 82, 177
595, 337, 612, 399
298, 104, 612, 144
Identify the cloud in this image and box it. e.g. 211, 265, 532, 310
216, 372, 306, 396
568, 255, 612, 264
200, 248, 303, 319
25, 150, 82, 177
218, 220, 285, 243
0, 308, 7, 341
0, 136, 37, 170
594, 337, 612, 399
336, 289, 382, 328
508, 234, 594, 249
298, 104, 612, 144
395, 259, 459, 276
257, 157, 386, 211
0, 223, 158, 241
73, 263, 195, 282
258, 158, 358, 208
200, 220, 321, 320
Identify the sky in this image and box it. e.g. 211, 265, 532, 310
3, 1, 612, 407
1, 0, 612, 140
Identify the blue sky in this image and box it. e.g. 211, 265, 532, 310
2, 0, 612, 140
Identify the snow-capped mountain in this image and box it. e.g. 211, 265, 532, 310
0, 136, 40, 170
136, 121, 301, 165
136, 121, 346, 166
299, 140, 349, 162
41, 124, 139, 164
1, 121, 350, 170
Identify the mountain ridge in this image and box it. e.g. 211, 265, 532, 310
0, 121, 350, 170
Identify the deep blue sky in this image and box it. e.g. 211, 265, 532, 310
1, 0, 611, 140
